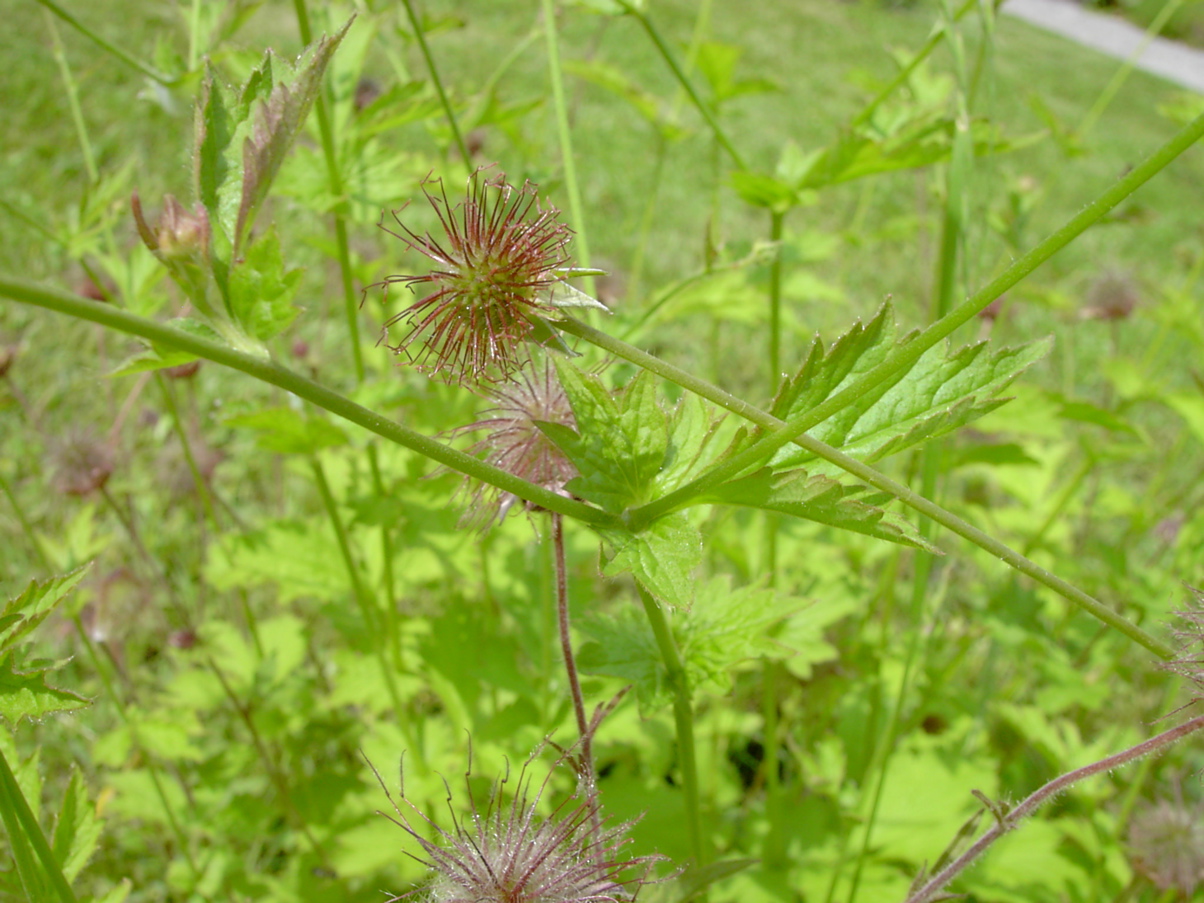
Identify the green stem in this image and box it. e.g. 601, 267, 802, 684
0, 276, 617, 529
34, 0, 172, 85
0, 746, 78, 903
367, 446, 400, 662
620, 1, 747, 171
905, 713, 1204, 903
553, 513, 595, 795
72, 617, 201, 879
620, 104, 1204, 523
187, 0, 201, 70
556, 316, 1174, 660
851, 0, 988, 129
310, 456, 420, 760
1078, 0, 1186, 137
203, 654, 334, 870
760, 659, 786, 869
400, 0, 473, 173
638, 584, 706, 867
293, 0, 365, 383
43, 9, 97, 185
767, 210, 785, 390
542, 0, 595, 297
0, 470, 55, 573
156, 376, 220, 530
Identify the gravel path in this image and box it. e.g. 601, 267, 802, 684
1001, 0, 1204, 93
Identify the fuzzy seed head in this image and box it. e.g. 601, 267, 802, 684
374, 168, 573, 385
1129, 799, 1204, 895
378, 751, 662, 903
1162, 586, 1204, 695
456, 360, 577, 527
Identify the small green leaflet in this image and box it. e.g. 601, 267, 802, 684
226, 227, 303, 341
0, 566, 91, 724
543, 366, 727, 607
52, 770, 103, 884
768, 304, 1051, 473
578, 576, 843, 714
598, 513, 703, 611
543, 365, 668, 513
544, 365, 725, 513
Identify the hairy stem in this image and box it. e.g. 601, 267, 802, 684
0, 276, 618, 529
904, 713, 1204, 903
631, 104, 1204, 522
552, 513, 595, 794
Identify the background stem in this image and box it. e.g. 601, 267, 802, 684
638, 584, 707, 868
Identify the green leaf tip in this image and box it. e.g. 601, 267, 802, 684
1, 566, 92, 725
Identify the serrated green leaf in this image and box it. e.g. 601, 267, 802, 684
195, 69, 239, 243
770, 305, 1050, 471
195, 19, 352, 250
52, 771, 101, 883
599, 513, 702, 610
235, 19, 353, 247
227, 226, 303, 341
1, 566, 90, 654
577, 606, 668, 713
225, 407, 348, 454
550, 365, 668, 512
702, 468, 938, 551
658, 393, 727, 493
677, 577, 800, 693
580, 576, 841, 713
0, 654, 89, 724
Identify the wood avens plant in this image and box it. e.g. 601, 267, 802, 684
4, 5, 1204, 902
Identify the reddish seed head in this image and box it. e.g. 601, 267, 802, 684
376, 747, 663, 903
456, 360, 578, 528
373, 168, 573, 385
